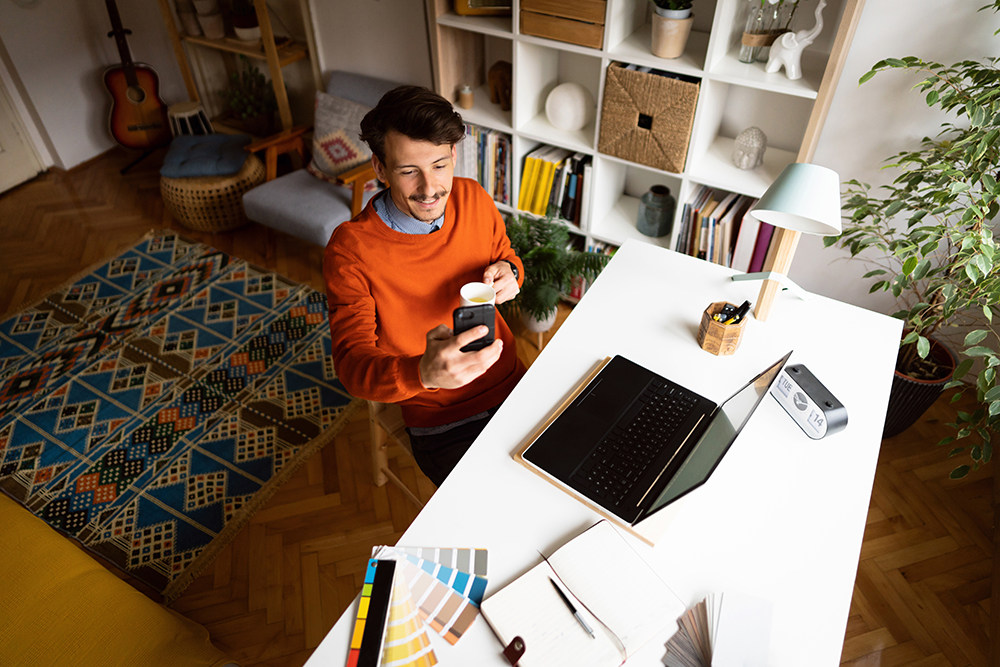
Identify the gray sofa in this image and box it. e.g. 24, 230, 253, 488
242, 71, 400, 246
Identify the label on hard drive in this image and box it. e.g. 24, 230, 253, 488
770, 365, 847, 440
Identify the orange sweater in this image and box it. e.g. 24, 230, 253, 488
324, 178, 525, 428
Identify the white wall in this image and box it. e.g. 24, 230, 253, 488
0, 0, 186, 170
1, 0, 997, 316
792, 0, 1000, 312
308, 0, 432, 87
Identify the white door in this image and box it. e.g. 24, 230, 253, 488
0, 74, 43, 193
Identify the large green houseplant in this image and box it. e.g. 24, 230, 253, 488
826, 4, 1000, 477
502, 215, 609, 330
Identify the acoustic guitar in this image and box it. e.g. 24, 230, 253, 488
103, 0, 171, 150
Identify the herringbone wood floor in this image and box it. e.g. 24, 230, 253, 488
1, 147, 994, 665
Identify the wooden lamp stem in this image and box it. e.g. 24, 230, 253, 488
754, 228, 801, 321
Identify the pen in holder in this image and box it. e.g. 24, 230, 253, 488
698, 301, 747, 356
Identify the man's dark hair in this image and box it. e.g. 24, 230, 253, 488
359, 85, 465, 165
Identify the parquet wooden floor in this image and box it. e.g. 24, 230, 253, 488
1, 147, 995, 665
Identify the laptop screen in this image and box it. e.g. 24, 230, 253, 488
643, 352, 790, 516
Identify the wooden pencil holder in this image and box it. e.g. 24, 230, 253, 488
697, 301, 747, 356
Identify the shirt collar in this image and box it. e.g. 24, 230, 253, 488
375, 189, 443, 235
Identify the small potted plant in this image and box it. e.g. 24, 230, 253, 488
228, 0, 260, 42
825, 7, 1000, 478
650, 0, 694, 59
220, 55, 277, 136
502, 215, 610, 335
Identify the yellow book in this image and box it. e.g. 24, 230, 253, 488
518, 147, 548, 212
532, 148, 571, 215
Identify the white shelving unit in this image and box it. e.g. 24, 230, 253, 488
424, 0, 861, 255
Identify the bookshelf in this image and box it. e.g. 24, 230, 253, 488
423, 0, 863, 273
157, 0, 322, 133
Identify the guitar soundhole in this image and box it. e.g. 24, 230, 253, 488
126, 85, 147, 104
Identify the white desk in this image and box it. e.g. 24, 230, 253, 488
307, 240, 901, 666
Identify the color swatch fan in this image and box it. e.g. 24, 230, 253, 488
346, 545, 488, 667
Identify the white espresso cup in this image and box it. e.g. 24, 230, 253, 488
460, 282, 496, 307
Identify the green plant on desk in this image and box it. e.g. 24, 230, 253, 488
502, 215, 609, 325
825, 2, 1000, 478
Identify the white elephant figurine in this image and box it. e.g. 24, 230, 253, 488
766, 0, 826, 81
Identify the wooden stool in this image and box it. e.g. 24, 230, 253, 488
168, 101, 213, 136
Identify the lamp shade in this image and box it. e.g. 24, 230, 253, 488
748, 162, 842, 236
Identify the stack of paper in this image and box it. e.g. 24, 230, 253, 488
346, 545, 489, 667
663, 592, 773, 667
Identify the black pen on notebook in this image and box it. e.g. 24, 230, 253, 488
549, 577, 594, 638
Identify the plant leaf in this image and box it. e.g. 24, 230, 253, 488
950, 465, 971, 479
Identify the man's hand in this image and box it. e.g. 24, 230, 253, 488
418, 324, 503, 390
482, 261, 520, 305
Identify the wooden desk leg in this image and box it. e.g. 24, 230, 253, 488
754, 228, 801, 322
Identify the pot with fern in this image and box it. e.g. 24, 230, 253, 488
502, 215, 609, 335
826, 9, 1000, 478
650, 0, 694, 59
221, 55, 277, 137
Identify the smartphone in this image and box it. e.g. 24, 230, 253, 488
453, 304, 495, 352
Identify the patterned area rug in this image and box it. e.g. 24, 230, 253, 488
0, 231, 360, 601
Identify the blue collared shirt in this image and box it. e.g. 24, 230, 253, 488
373, 189, 443, 234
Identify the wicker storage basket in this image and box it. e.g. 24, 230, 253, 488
160, 153, 265, 232
597, 62, 699, 173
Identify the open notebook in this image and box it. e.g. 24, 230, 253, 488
480, 521, 685, 667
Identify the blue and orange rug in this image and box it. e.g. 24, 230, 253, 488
0, 231, 360, 601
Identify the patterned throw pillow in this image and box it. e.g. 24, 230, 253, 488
307, 91, 372, 183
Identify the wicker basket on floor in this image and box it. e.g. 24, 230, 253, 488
160, 153, 265, 232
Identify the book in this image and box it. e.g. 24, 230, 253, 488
663, 592, 773, 667
518, 147, 545, 211
532, 147, 572, 215
578, 159, 593, 229
695, 197, 719, 261
729, 199, 761, 272
708, 192, 739, 266
747, 222, 776, 273
480, 520, 685, 667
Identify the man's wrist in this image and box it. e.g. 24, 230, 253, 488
502, 259, 519, 281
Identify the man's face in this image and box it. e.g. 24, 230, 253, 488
372, 130, 456, 223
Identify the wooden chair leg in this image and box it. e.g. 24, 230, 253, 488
369, 404, 389, 488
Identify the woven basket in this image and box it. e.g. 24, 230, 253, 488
160, 153, 265, 232
597, 62, 699, 173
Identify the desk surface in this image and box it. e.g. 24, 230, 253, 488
307, 240, 901, 666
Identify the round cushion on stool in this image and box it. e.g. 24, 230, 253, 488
161, 152, 265, 232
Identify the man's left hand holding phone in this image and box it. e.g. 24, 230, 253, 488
418, 260, 518, 391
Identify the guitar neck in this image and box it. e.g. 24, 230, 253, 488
105, 0, 138, 84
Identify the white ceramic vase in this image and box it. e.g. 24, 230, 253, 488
544, 82, 594, 132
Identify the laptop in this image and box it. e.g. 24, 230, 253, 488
516, 351, 791, 526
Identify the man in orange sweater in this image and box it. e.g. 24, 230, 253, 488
323, 86, 525, 486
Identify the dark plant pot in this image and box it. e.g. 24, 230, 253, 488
226, 112, 274, 137
882, 337, 956, 438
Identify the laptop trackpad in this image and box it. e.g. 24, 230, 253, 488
524, 376, 637, 478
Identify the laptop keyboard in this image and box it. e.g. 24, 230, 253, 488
571, 379, 698, 506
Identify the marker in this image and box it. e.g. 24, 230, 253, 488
549, 577, 594, 638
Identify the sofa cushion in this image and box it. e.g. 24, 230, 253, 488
306, 91, 372, 184
160, 134, 251, 178
243, 169, 378, 246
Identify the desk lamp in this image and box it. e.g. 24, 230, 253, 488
732, 162, 842, 321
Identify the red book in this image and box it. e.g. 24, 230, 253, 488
747, 222, 775, 273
